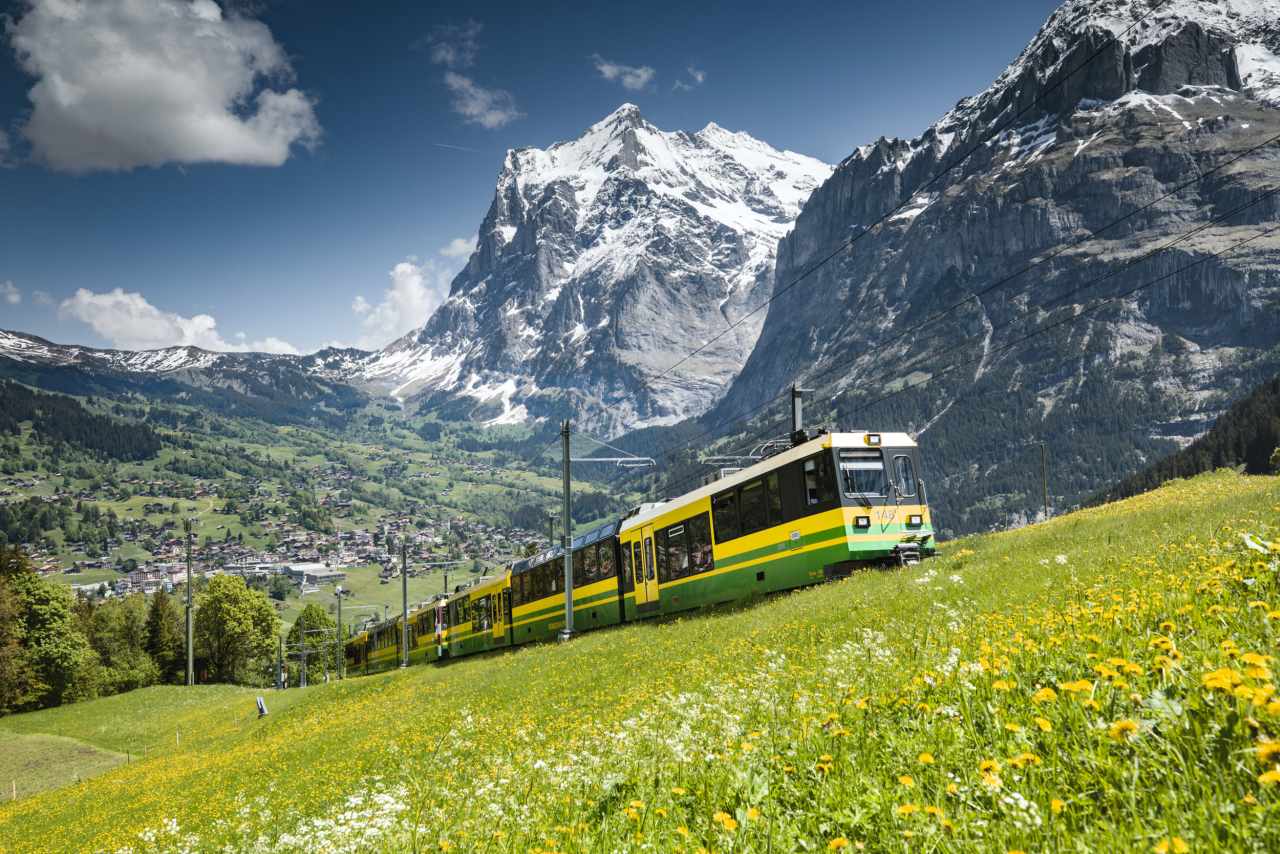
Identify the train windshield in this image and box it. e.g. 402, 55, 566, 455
838, 450, 886, 499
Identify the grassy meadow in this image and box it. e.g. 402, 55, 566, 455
1, 470, 1278, 852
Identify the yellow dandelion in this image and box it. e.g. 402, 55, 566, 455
1154, 837, 1190, 854
979, 758, 1001, 774
1005, 722, 1023, 733
746, 807, 761, 822
671, 786, 687, 796
1032, 687, 1057, 704
946, 782, 959, 796
1259, 769, 1280, 785
898, 774, 915, 787
897, 803, 918, 816
1051, 798, 1065, 815
1035, 717, 1053, 732
1109, 719, 1139, 741
1256, 741, 1280, 763
918, 752, 935, 765
828, 839, 850, 851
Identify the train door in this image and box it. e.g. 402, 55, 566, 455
493, 587, 508, 644
636, 524, 660, 612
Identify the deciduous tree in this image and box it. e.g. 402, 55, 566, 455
194, 575, 277, 684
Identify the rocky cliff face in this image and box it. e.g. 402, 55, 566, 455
355, 105, 831, 435
712, 0, 1280, 534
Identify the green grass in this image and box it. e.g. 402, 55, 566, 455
276, 563, 452, 626
0, 732, 125, 802
2, 471, 1278, 852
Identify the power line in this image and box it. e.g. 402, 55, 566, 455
646, 0, 1171, 389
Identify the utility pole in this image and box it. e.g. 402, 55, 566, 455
560, 420, 574, 641
401, 541, 410, 668
276, 634, 283, 690
184, 518, 194, 687
335, 586, 344, 680
300, 638, 307, 688
1041, 443, 1051, 522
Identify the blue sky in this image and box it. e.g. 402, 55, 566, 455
0, 0, 1060, 354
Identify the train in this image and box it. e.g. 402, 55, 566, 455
344, 429, 936, 674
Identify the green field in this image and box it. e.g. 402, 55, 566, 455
1, 470, 1278, 852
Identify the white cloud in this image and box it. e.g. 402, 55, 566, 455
439, 236, 477, 258
8, 0, 321, 173
351, 259, 453, 349
674, 66, 706, 91
59, 288, 299, 354
421, 20, 482, 68
1, 281, 20, 305
592, 54, 656, 91
688, 66, 707, 85
443, 72, 523, 129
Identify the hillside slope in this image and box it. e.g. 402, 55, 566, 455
1094, 371, 1280, 502
1, 470, 1277, 852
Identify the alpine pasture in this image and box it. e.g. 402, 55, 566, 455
1, 470, 1278, 852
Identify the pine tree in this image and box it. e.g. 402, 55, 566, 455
145, 589, 185, 684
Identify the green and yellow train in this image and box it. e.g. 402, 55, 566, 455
345, 430, 936, 674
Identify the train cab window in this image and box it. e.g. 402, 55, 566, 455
893, 455, 918, 498
804, 454, 838, 506
599, 539, 616, 580
739, 478, 769, 536
686, 513, 713, 574
839, 450, 887, 497
712, 490, 740, 543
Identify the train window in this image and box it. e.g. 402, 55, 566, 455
739, 478, 769, 535
712, 490, 740, 542
620, 540, 634, 592
655, 528, 670, 583
633, 542, 644, 585
839, 450, 887, 497
666, 524, 689, 581
779, 460, 807, 521
599, 539, 616, 579
686, 513, 713, 574
584, 543, 600, 582
804, 453, 838, 507
549, 557, 564, 595
766, 472, 784, 526
643, 537, 655, 581
893, 455, 918, 498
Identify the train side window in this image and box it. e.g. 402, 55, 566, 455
804, 453, 838, 508
620, 540, 634, 592
549, 557, 563, 594
739, 478, 769, 535
655, 528, 670, 583
643, 538, 656, 581
599, 539, 616, 579
765, 472, 784, 526
666, 524, 689, 580
586, 543, 601, 582
686, 513, 713, 574
712, 490, 740, 542
893, 455, 918, 498
633, 542, 644, 585
779, 461, 806, 521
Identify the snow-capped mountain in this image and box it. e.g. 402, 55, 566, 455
355, 104, 831, 434
715, 0, 1280, 533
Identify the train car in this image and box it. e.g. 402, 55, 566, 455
508, 521, 624, 644
617, 431, 935, 618
443, 573, 513, 658
344, 595, 449, 674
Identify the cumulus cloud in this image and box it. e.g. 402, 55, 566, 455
59, 288, 299, 354
592, 54, 656, 91
419, 19, 482, 68
351, 260, 454, 349
443, 72, 523, 129
7, 0, 321, 173
674, 66, 707, 91
439, 236, 477, 258
1, 281, 20, 305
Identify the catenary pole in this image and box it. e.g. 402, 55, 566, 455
560, 420, 574, 641
335, 586, 344, 680
1041, 443, 1051, 521
184, 518, 194, 686
401, 541, 410, 668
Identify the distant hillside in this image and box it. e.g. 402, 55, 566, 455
1093, 373, 1280, 503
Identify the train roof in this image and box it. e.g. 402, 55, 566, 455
510, 518, 620, 576
620, 430, 916, 533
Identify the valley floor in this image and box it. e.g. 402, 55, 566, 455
1, 471, 1278, 852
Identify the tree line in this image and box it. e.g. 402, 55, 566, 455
0, 545, 284, 716
0, 381, 161, 462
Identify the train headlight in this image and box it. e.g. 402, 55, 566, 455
865, 433, 882, 446
855, 515, 871, 528
908, 514, 923, 527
